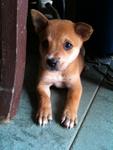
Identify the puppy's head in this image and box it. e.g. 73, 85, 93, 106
31, 9, 93, 71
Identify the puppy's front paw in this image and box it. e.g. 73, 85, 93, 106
61, 109, 78, 128
36, 107, 52, 126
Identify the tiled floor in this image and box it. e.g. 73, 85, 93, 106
0, 56, 113, 150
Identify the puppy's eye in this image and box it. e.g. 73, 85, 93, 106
64, 41, 73, 51
42, 39, 49, 48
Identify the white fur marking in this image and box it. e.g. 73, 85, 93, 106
67, 47, 80, 63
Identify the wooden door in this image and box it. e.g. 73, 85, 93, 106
0, 0, 28, 122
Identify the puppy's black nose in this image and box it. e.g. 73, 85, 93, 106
46, 58, 58, 70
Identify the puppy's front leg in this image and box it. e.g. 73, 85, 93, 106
36, 82, 52, 126
61, 78, 82, 128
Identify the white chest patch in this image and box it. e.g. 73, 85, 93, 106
41, 72, 66, 87
41, 71, 77, 88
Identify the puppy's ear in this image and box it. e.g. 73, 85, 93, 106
75, 22, 93, 41
31, 9, 48, 32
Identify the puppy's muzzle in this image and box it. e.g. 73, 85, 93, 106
46, 58, 59, 71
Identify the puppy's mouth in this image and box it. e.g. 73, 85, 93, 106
47, 65, 59, 71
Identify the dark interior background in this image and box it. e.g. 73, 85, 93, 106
27, 0, 113, 57
54, 0, 113, 57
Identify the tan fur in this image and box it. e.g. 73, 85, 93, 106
31, 10, 93, 128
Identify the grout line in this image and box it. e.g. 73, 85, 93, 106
68, 77, 105, 150
68, 63, 110, 150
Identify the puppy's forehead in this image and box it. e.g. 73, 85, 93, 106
43, 20, 81, 46
46, 20, 76, 37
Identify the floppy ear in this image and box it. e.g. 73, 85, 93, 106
31, 9, 48, 32
75, 22, 93, 41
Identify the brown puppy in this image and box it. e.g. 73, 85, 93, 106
31, 10, 93, 128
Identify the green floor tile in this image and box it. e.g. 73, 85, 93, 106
71, 83, 113, 150
0, 66, 105, 150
